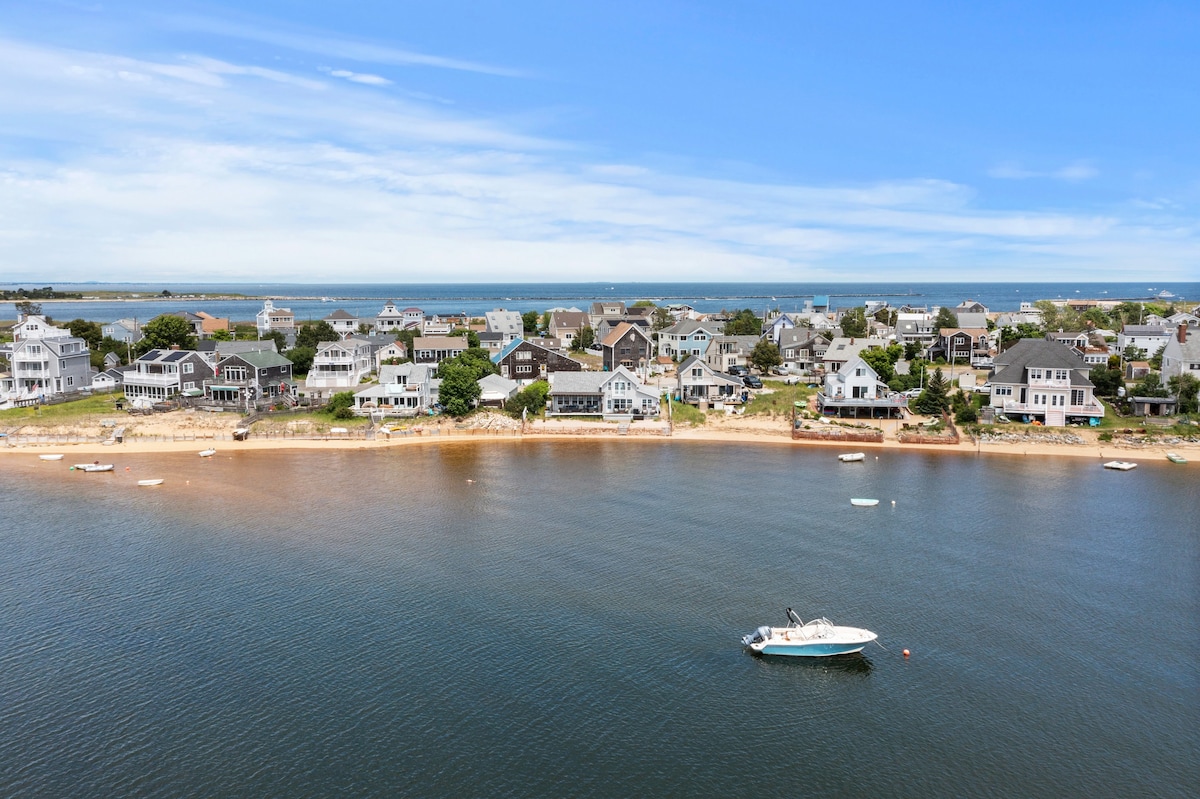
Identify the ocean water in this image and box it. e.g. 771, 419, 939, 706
1, 442, 1196, 798
2, 281, 1196, 324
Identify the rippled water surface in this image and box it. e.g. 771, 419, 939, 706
1, 443, 1197, 797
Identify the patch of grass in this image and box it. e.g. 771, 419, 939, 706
669, 400, 706, 426
743, 382, 815, 417
0, 393, 125, 424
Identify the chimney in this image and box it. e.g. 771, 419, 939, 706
1180, 324, 1189, 344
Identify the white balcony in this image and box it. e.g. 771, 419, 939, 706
125, 372, 181, 387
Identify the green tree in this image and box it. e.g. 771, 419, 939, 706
572, 325, 596, 351
1088, 365, 1124, 398
724, 309, 762, 336
438, 360, 482, 417
861, 344, 901, 383
295, 320, 339, 350
1168, 373, 1199, 414
522, 310, 540, 334
14, 300, 42, 317
903, 340, 923, 361
449, 328, 481, 348
136, 314, 197, 354
92, 336, 132, 369
839, 307, 868, 338
453, 347, 500, 379
652, 306, 673, 331
934, 307, 959, 331
749, 339, 782, 374
286, 346, 316, 373
1122, 344, 1146, 362
66, 319, 103, 349
395, 328, 418, 358
326, 390, 355, 419
1081, 308, 1112, 329
210, 328, 232, 342
504, 380, 550, 418
1132, 372, 1169, 399
263, 330, 288, 353
915, 367, 950, 415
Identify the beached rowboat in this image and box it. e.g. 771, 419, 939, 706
1103, 461, 1137, 471
38, 454, 65, 461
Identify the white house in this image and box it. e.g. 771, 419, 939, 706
547, 366, 660, 418
305, 338, 374, 401
1159, 325, 1199, 387
816, 356, 907, 419
485, 309, 525, 345
323, 309, 360, 339
353, 363, 433, 416
1117, 325, 1173, 358
987, 338, 1104, 427
0, 315, 93, 404
658, 320, 722, 360
255, 300, 294, 337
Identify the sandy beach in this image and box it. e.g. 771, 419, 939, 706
2, 406, 1198, 464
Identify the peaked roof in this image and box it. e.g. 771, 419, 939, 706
991, 339, 1094, 387
602, 322, 650, 348
219, 350, 292, 369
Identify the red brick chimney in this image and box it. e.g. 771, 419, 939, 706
1180, 324, 1189, 344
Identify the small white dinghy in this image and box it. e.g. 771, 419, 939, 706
742, 608, 878, 657
137, 478, 165, 487
84, 463, 114, 472
199, 448, 217, 457
39, 454, 65, 461
1103, 461, 1137, 471
850, 498, 879, 507
838, 452, 865, 462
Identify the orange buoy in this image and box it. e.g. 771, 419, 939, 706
903, 649, 911, 657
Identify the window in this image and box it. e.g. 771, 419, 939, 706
66, 376, 74, 386
1071, 389, 1085, 405
183, 362, 194, 374
1054, 369, 1068, 380
692, 368, 702, 377
516, 350, 532, 360
516, 364, 532, 374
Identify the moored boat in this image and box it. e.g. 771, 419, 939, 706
84, 463, 114, 472
742, 608, 877, 657
838, 452, 865, 462
1103, 461, 1137, 471
1166, 453, 1187, 464
137, 478, 165, 486
199, 448, 217, 457
38, 454, 65, 461
850, 497, 879, 506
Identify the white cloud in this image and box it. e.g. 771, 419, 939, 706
0, 35, 1194, 283
322, 67, 393, 86
989, 160, 1099, 181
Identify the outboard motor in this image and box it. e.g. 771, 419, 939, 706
742, 625, 772, 646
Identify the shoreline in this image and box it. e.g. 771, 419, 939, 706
3, 421, 1196, 463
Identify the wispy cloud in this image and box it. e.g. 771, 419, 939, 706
320, 66, 392, 86
988, 160, 1099, 181
163, 14, 527, 78
0, 33, 1194, 283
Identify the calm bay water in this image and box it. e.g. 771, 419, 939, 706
2, 281, 1197, 323
1, 442, 1197, 798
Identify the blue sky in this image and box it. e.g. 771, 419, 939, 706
1, 0, 1196, 283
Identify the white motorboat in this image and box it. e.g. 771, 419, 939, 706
137, 478, 165, 486
199, 448, 217, 457
84, 463, 114, 472
39, 454, 65, 461
838, 452, 865, 462
850, 498, 879, 507
742, 608, 878, 657
1103, 461, 1137, 471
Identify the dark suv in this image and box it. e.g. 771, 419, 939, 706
727, 364, 750, 376
742, 375, 763, 389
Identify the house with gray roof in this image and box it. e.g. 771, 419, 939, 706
323, 309, 361, 338
986, 338, 1103, 426
305, 338, 374, 401
353, 363, 434, 416
658, 319, 723, 360
1117, 325, 1173, 358
821, 337, 889, 375
547, 310, 590, 348
0, 315, 93, 404
704, 335, 761, 373
676, 355, 744, 407
547, 366, 660, 418
817, 356, 907, 419
206, 350, 296, 408
485, 309, 524, 345
1159, 325, 1199, 388
123, 349, 214, 404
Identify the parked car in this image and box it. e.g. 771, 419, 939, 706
783, 375, 803, 385
742, 375, 763, 389
727, 364, 750, 376
974, 382, 992, 393
903, 388, 923, 398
